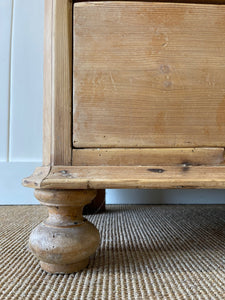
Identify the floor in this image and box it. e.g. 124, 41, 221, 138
1, 205, 225, 299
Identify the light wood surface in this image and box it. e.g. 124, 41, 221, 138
73, 0, 225, 3
29, 189, 100, 274
23, 166, 51, 187
23, 0, 225, 275
23, 165, 225, 189
73, 148, 224, 166
43, 0, 72, 166
73, 2, 225, 148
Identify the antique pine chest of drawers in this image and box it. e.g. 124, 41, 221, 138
23, 0, 225, 274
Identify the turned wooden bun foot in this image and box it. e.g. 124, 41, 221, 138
29, 189, 100, 274
40, 259, 89, 274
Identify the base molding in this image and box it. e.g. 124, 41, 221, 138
23, 165, 225, 190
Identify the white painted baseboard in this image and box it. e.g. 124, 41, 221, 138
1, 162, 225, 205
106, 189, 225, 205
0, 162, 40, 204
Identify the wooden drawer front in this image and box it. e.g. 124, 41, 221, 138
73, 2, 225, 148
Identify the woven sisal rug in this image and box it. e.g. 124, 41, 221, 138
0, 205, 225, 299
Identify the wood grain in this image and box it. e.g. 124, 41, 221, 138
73, 2, 225, 148
74, 0, 225, 3
23, 166, 51, 188
23, 165, 225, 189
43, 0, 72, 166
72, 148, 224, 166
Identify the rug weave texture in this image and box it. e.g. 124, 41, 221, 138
0, 205, 225, 300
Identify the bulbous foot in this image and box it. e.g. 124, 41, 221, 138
29, 189, 100, 274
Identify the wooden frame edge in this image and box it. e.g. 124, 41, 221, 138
22, 166, 52, 189
43, 0, 73, 166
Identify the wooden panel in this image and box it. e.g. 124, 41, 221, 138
73, 148, 224, 166
23, 165, 225, 189
73, 0, 225, 3
43, 0, 72, 166
73, 2, 225, 148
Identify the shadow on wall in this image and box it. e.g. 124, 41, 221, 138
106, 189, 225, 204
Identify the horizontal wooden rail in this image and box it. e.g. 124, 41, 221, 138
72, 148, 224, 166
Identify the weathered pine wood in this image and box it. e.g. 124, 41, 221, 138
23, 165, 225, 190
23, 0, 225, 275
43, 0, 72, 166
73, 2, 225, 148
23, 166, 51, 187
29, 189, 100, 274
72, 148, 224, 166
76, 0, 225, 3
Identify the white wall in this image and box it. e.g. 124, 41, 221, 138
0, 0, 43, 205
1, 0, 225, 205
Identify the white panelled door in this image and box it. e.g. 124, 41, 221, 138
0, 0, 13, 162
0, 0, 44, 204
